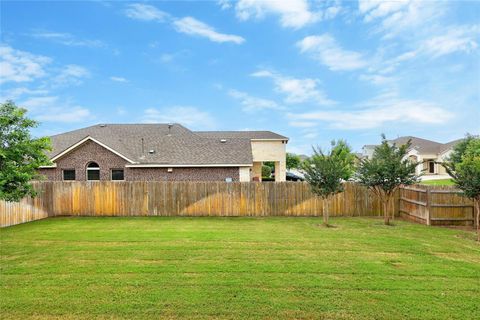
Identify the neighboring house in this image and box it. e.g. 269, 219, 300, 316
362, 136, 463, 180
39, 124, 288, 182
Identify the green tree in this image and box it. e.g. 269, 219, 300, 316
331, 140, 356, 180
286, 153, 301, 170
447, 135, 476, 166
0, 101, 51, 202
302, 140, 355, 226
444, 135, 480, 241
261, 165, 272, 178
356, 135, 419, 225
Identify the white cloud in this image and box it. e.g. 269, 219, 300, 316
124, 4, 244, 44
0, 45, 51, 84
110, 76, 128, 82
218, 0, 232, 10
420, 25, 479, 58
142, 106, 215, 129
22, 96, 59, 109
160, 53, 174, 63
288, 96, 453, 129
116, 107, 127, 116
359, 74, 394, 85
36, 107, 91, 123
358, 0, 446, 39
0, 87, 49, 101
21, 96, 92, 123
173, 17, 245, 44
228, 89, 282, 112
53, 64, 90, 86
235, 0, 320, 29
30, 31, 105, 47
287, 120, 317, 128
370, 24, 480, 75
297, 34, 367, 71
124, 3, 169, 22
252, 70, 335, 105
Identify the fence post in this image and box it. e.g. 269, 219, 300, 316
425, 187, 431, 226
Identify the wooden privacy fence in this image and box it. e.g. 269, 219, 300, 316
1, 181, 395, 227
1, 181, 474, 228
0, 182, 52, 228
400, 185, 475, 226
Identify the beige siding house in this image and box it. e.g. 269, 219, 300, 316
362, 136, 463, 180
196, 131, 288, 181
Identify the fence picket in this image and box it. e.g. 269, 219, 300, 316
1, 181, 474, 228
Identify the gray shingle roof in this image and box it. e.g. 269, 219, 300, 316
195, 131, 288, 140
48, 124, 278, 165
391, 136, 443, 154
363, 136, 464, 155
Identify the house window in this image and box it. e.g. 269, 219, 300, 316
428, 161, 435, 174
111, 169, 124, 181
86, 162, 100, 180
63, 169, 75, 181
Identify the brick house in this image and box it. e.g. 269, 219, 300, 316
39, 124, 288, 182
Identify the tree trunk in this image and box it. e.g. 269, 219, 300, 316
390, 194, 395, 222
475, 199, 480, 242
323, 197, 329, 226
383, 198, 390, 225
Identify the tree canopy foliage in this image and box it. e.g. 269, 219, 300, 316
0, 101, 51, 202
286, 153, 301, 170
444, 134, 480, 241
302, 140, 355, 226
355, 135, 419, 225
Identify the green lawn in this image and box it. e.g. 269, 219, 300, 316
420, 179, 455, 186
1, 217, 479, 320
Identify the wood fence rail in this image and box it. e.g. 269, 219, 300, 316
399, 185, 474, 226
1, 181, 395, 227
1, 182, 474, 228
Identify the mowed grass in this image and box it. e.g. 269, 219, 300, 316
420, 179, 455, 186
1, 217, 479, 320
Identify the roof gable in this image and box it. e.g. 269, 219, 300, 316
51, 136, 136, 163
48, 124, 262, 166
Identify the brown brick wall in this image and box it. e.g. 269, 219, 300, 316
127, 167, 239, 181
39, 140, 240, 182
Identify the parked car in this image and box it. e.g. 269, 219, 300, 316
286, 172, 304, 181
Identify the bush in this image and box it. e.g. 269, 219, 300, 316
262, 165, 272, 178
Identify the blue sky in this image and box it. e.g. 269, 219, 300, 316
1, 0, 479, 154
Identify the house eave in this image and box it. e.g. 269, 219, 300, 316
39, 164, 57, 169
126, 163, 253, 168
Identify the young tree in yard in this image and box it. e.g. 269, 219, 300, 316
444, 135, 480, 241
0, 101, 51, 202
302, 140, 355, 226
286, 153, 301, 170
356, 135, 419, 225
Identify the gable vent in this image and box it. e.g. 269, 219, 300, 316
149, 149, 155, 154
220, 139, 227, 143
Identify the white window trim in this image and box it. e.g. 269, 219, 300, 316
86, 164, 100, 181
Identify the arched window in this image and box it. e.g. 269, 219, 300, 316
86, 162, 100, 181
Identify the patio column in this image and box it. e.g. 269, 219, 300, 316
252, 162, 263, 181
274, 161, 286, 182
